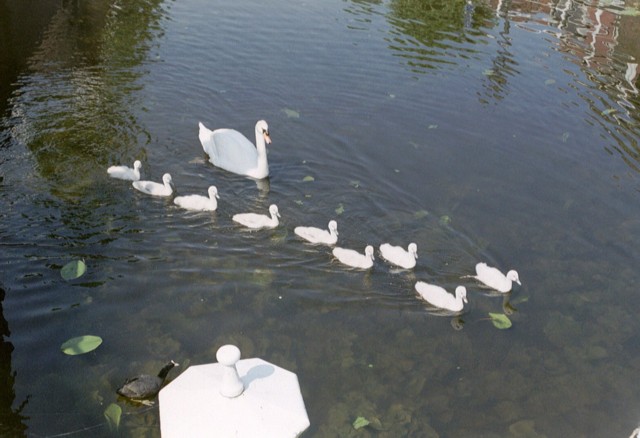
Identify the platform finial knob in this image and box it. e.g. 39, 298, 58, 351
216, 344, 244, 398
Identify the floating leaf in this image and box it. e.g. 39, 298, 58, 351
61, 335, 103, 355
350, 180, 360, 188
439, 215, 451, 226
335, 203, 345, 215
544, 79, 556, 85
353, 416, 370, 430
601, 108, 616, 116
61, 260, 86, 281
104, 403, 121, 432
489, 313, 512, 330
282, 108, 300, 119
561, 132, 570, 143
428, 124, 438, 129
302, 175, 315, 182
294, 200, 303, 206
483, 69, 495, 76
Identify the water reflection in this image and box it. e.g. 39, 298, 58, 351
350, 0, 640, 175
385, 0, 495, 72
0, 1, 167, 433
490, 0, 640, 173
3, 0, 167, 200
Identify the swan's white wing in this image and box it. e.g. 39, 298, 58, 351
174, 195, 215, 211
107, 165, 139, 181
233, 212, 260, 224
380, 243, 415, 269
200, 126, 259, 176
233, 212, 275, 229
415, 282, 456, 310
332, 247, 355, 263
332, 247, 372, 268
379, 243, 395, 254
475, 262, 509, 291
133, 181, 158, 195
132, 180, 172, 197
294, 226, 315, 240
295, 226, 330, 244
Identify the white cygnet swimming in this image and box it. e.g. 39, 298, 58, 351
469, 262, 521, 293
332, 245, 374, 269
132, 173, 173, 197
379, 242, 418, 269
199, 120, 271, 179
107, 160, 141, 181
233, 204, 280, 229
294, 220, 338, 245
173, 186, 219, 211
415, 282, 467, 312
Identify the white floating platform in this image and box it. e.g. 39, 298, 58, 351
159, 345, 310, 437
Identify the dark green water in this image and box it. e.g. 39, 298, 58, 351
2, 0, 640, 436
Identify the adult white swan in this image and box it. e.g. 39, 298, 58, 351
332, 245, 374, 269
415, 282, 467, 312
132, 173, 173, 197
233, 204, 280, 229
468, 262, 521, 293
198, 120, 272, 179
107, 160, 141, 181
294, 220, 338, 245
379, 242, 418, 269
173, 186, 219, 211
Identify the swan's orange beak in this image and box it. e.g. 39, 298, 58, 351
263, 131, 272, 145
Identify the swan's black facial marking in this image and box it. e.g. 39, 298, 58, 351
262, 128, 272, 144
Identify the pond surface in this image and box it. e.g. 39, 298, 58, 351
2, 0, 640, 436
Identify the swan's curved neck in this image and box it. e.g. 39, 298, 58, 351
255, 129, 268, 173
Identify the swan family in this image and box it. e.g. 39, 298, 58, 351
107, 119, 521, 318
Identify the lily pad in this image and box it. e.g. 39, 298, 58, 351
104, 403, 121, 432
335, 203, 345, 215
61, 335, 103, 355
489, 313, 512, 330
353, 416, 370, 430
61, 260, 86, 281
